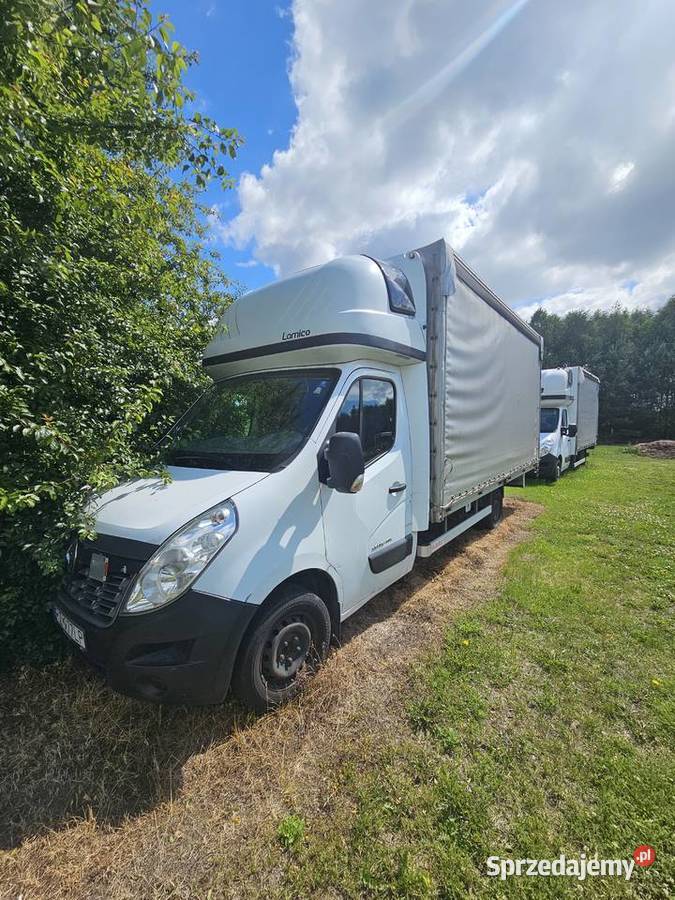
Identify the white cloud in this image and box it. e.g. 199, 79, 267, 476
517, 251, 675, 320
609, 161, 635, 194
235, 259, 259, 269
226, 0, 675, 317
207, 205, 225, 242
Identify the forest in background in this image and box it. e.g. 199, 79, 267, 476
530, 300, 674, 442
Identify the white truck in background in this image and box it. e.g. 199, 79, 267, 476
53, 239, 542, 711
539, 366, 600, 480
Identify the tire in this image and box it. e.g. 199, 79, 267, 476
231, 584, 331, 713
478, 488, 504, 530
548, 458, 561, 482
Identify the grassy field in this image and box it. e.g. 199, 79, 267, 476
276, 447, 674, 897
1, 447, 673, 898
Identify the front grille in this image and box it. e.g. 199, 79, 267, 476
63, 570, 130, 624
61, 540, 150, 626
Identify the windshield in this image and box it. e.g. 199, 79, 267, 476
163, 369, 339, 471
540, 408, 560, 434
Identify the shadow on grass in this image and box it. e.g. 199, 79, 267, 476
0, 505, 517, 849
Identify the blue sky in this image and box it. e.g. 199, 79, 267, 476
153, 0, 294, 291
152, 0, 674, 317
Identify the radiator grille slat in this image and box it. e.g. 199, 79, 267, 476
64, 571, 129, 624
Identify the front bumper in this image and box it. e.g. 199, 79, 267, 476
51, 586, 257, 705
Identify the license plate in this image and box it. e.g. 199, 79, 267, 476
54, 607, 86, 650
88, 552, 109, 582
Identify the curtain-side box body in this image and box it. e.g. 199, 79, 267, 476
411, 240, 542, 523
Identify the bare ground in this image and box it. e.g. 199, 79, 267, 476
0, 498, 541, 899
632, 440, 675, 459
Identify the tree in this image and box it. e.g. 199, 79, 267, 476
530, 300, 675, 442
0, 0, 241, 666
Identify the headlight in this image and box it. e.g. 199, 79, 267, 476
124, 500, 238, 614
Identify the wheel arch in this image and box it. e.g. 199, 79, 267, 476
281, 569, 341, 640
239, 568, 341, 647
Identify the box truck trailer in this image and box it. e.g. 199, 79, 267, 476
539, 366, 600, 480
52, 239, 542, 711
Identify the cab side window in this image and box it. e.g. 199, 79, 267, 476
562, 409, 568, 429
335, 382, 360, 435
362, 379, 395, 462
335, 378, 396, 464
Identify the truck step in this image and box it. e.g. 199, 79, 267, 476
417, 506, 492, 558
573, 456, 587, 468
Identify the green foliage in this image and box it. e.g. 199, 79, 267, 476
0, 0, 240, 666
276, 814, 305, 850
530, 300, 675, 441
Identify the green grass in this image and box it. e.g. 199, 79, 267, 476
279, 447, 675, 898
277, 814, 306, 850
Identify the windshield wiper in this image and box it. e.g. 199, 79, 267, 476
168, 450, 230, 469
167, 448, 279, 472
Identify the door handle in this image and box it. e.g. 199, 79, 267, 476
389, 482, 406, 494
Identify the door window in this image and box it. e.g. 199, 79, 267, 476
562, 409, 568, 428
335, 382, 360, 435
362, 379, 395, 462
335, 378, 396, 464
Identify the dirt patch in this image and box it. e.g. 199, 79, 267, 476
632, 440, 675, 459
0, 499, 541, 899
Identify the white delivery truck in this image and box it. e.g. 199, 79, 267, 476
539, 366, 600, 480
53, 239, 542, 710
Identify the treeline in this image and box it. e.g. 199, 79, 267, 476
530, 301, 675, 442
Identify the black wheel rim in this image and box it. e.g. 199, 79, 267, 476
261, 613, 316, 689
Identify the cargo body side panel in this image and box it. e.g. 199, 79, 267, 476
575, 368, 600, 451
419, 240, 541, 522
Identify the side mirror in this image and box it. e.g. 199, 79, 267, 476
325, 432, 365, 493
567, 423, 578, 437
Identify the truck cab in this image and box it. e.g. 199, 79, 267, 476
539, 368, 576, 480
539, 366, 600, 480
539, 405, 578, 480
52, 241, 541, 711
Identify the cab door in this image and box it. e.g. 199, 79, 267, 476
561, 408, 572, 470
319, 372, 413, 615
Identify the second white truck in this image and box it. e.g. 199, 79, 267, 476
539, 366, 600, 480
53, 239, 542, 710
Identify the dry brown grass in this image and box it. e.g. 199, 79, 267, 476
0, 499, 541, 899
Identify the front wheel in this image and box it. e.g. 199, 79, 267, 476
548, 458, 561, 482
231, 584, 331, 713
